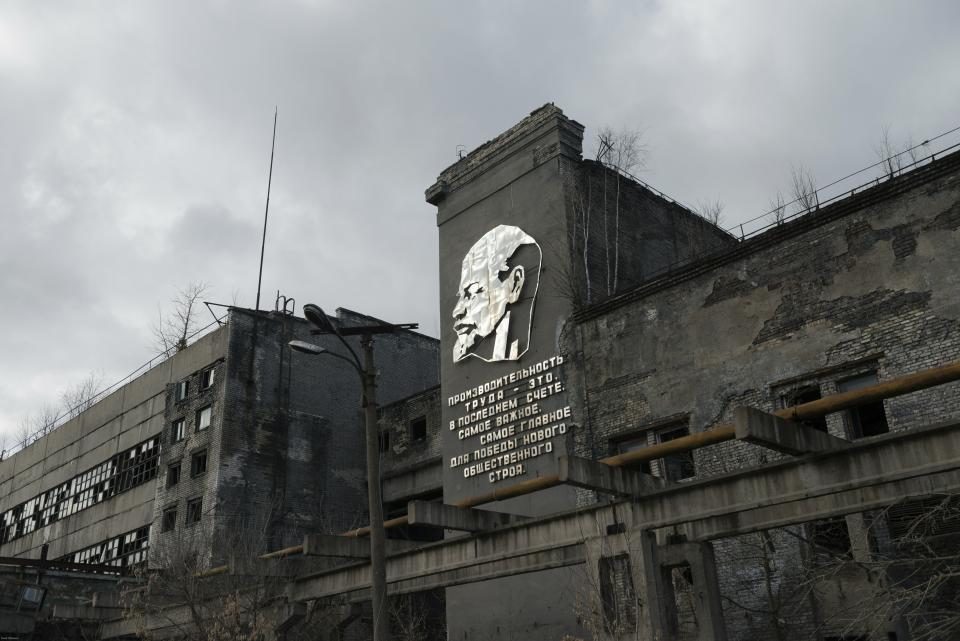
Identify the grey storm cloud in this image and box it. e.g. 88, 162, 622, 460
1, 0, 959, 441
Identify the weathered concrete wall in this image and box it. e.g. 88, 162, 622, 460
564, 160, 736, 305
565, 150, 960, 639
380, 386, 442, 505
0, 327, 228, 562
211, 308, 439, 560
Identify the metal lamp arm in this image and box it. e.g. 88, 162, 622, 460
330, 330, 363, 372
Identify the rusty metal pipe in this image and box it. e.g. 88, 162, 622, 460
202, 359, 960, 567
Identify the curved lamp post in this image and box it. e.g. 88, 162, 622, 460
289, 304, 417, 641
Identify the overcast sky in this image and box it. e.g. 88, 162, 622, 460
1, 1, 958, 445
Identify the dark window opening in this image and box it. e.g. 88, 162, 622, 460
838, 373, 889, 438
187, 498, 202, 524
175, 380, 189, 402
599, 554, 637, 633
167, 462, 181, 488
782, 386, 828, 433
162, 507, 178, 532
410, 416, 427, 441
190, 450, 207, 477
612, 435, 652, 475
888, 496, 960, 540
200, 367, 215, 390
656, 426, 696, 481
811, 516, 853, 559
379, 431, 390, 454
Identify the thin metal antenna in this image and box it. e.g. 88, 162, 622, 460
255, 107, 278, 311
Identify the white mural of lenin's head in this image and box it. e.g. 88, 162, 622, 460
453, 225, 541, 363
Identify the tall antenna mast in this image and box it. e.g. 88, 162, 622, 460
255, 107, 278, 311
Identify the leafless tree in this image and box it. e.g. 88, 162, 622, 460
61, 370, 105, 420
565, 126, 648, 306
695, 199, 726, 227
790, 164, 819, 214
768, 190, 788, 226
792, 497, 960, 641
596, 126, 647, 293
152, 282, 210, 356
876, 125, 923, 179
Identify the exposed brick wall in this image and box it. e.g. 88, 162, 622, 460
380, 386, 442, 476
565, 152, 960, 639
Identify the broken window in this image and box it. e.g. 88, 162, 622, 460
200, 367, 215, 390
656, 425, 696, 481
162, 506, 178, 532
613, 435, 652, 474
810, 516, 853, 559
187, 498, 203, 524
599, 554, 637, 633
410, 416, 427, 441
611, 419, 695, 480
837, 372, 889, 438
196, 405, 212, 431
171, 418, 186, 443
190, 450, 207, 477
781, 385, 829, 432
166, 462, 181, 488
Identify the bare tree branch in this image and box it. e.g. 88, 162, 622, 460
152, 282, 210, 357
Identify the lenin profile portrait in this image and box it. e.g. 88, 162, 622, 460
452, 225, 541, 363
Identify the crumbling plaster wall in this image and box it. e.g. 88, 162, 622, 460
214, 309, 439, 559
563, 154, 960, 639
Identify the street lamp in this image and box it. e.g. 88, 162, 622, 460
289, 304, 417, 641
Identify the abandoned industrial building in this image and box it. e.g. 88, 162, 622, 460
2, 104, 959, 641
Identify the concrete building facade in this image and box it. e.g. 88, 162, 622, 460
0, 307, 439, 577
4, 104, 960, 641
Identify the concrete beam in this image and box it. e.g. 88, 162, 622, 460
734, 406, 849, 455
101, 421, 960, 638
559, 454, 665, 496
408, 500, 528, 532
303, 534, 369, 559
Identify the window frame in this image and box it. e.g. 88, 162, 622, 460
186, 497, 203, 525
409, 416, 428, 442
190, 449, 208, 478
171, 418, 186, 443
161, 506, 178, 533
175, 380, 189, 402
609, 416, 695, 482
166, 462, 181, 488
200, 367, 215, 390
196, 405, 212, 432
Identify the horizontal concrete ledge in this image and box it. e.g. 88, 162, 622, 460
734, 406, 849, 455
408, 500, 529, 532
559, 454, 664, 496
303, 533, 422, 559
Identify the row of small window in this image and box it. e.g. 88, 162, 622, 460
379, 416, 428, 453
174, 366, 217, 402
165, 449, 208, 487
161, 497, 203, 532
0, 437, 160, 545
58, 526, 150, 569
170, 405, 213, 443
610, 369, 890, 483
